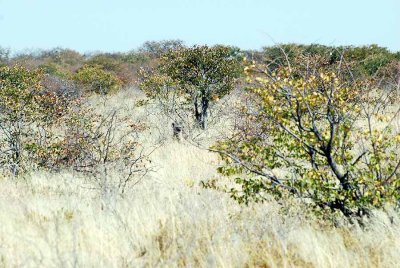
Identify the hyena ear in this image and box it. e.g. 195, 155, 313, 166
172, 122, 175, 127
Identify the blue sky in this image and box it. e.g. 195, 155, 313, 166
0, 0, 399, 53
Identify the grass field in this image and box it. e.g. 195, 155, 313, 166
0, 89, 399, 267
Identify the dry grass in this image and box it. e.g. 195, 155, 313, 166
0, 89, 399, 267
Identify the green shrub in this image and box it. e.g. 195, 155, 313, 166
140, 45, 242, 129
0, 66, 148, 188
38, 63, 71, 79
39, 48, 83, 66
0, 66, 67, 175
262, 44, 398, 77
74, 64, 122, 94
86, 54, 122, 72
85, 54, 139, 86
214, 59, 400, 218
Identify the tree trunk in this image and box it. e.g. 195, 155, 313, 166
200, 96, 209, 130
193, 94, 209, 130
194, 97, 201, 124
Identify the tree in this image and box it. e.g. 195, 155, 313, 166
140, 45, 242, 129
0, 47, 10, 65
138, 40, 185, 58
214, 58, 400, 217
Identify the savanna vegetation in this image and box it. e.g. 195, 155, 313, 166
0, 41, 399, 267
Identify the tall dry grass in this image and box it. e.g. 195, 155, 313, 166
0, 89, 399, 267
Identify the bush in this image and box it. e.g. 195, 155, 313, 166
262, 44, 398, 77
0, 66, 149, 191
74, 65, 122, 94
86, 53, 122, 72
262, 44, 334, 71
37, 48, 83, 67
35, 106, 150, 193
0, 66, 67, 175
85, 53, 138, 86
214, 59, 400, 218
140, 45, 242, 129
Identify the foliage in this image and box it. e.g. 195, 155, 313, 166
138, 40, 185, 58
74, 64, 122, 94
0, 47, 10, 64
262, 44, 334, 70
39, 62, 61, 75
214, 59, 400, 217
38, 63, 71, 80
0, 66, 148, 191
11, 48, 83, 76
122, 50, 151, 64
340, 45, 394, 75
0, 66, 68, 175
34, 105, 150, 193
140, 45, 242, 129
85, 53, 139, 86
86, 53, 123, 72
37, 48, 84, 67
40, 74, 80, 101
262, 44, 398, 77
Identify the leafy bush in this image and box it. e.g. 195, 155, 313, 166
36, 48, 83, 67
359, 53, 393, 75
0, 66, 149, 191
38, 63, 72, 80
74, 65, 122, 94
262, 44, 398, 77
86, 54, 122, 72
262, 44, 335, 71
35, 105, 150, 193
140, 45, 242, 129
85, 54, 139, 86
0, 66, 67, 175
214, 59, 400, 218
